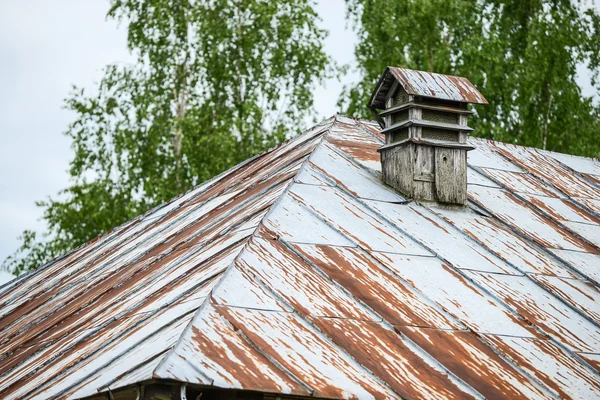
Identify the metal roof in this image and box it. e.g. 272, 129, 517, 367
369, 67, 488, 110
1, 115, 600, 399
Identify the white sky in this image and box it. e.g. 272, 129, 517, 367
0, 0, 358, 263
0, 1, 596, 265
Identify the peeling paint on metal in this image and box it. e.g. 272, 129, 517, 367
1, 115, 600, 400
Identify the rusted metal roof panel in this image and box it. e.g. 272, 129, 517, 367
365, 200, 521, 274
234, 238, 378, 320
371, 251, 537, 337
466, 271, 600, 353
483, 335, 600, 399
541, 150, 600, 177
477, 168, 563, 197
468, 184, 599, 252
388, 68, 488, 104
397, 327, 551, 399
2, 115, 600, 400
292, 243, 462, 329
305, 141, 403, 202
287, 184, 430, 256
550, 249, 600, 284
154, 304, 310, 395
429, 204, 580, 278
324, 117, 383, 171
529, 274, 600, 325
491, 141, 600, 199
310, 317, 479, 400
215, 306, 399, 399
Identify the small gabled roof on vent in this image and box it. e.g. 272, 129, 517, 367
370, 67, 488, 109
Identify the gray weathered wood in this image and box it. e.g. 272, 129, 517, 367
435, 147, 467, 204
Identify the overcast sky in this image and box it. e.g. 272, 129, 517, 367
0, 0, 359, 264
1, 2, 598, 269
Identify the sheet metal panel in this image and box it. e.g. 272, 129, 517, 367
541, 150, 600, 177
467, 138, 524, 172
97, 352, 165, 393
491, 142, 600, 199
389, 68, 488, 104
234, 238, 377, 320
210, 265, 290, 312
530, 275, 600, 324
154, 304, 310, 395
289, 184, 431, 256
259, 192, 355, 247
466, 271, 600, 353
575, 197, 600, 214
478, 168, 563, 197
429, 205, 579, 278
468, 184, 599, 252
216, 306, 400, 400
365, 200, 520, 274
371, 251, 537, 337
516, 194, 600, 225
579, 353, 600, 373
562, 222, 600, 247
294, 162, 334, 187
311, 317, 479, 400
467, 168, 501, 188
397, 327, 550, 399
306, 142, 403, 202
325, 119, 383, 172
483, 335, 600, 400
293, 243, 462, 329
550, 249, 600, 283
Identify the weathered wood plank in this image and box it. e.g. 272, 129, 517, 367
435, 147, 467, 204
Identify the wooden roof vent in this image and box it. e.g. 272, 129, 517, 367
368, 67, 487, 205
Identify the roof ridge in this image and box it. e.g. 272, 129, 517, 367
150, 118, 339, 381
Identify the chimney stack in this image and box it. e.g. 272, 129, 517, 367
368, 67, 487, 205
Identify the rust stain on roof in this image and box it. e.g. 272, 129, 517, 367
1, 115, 600, 400
389, 67, 488, 104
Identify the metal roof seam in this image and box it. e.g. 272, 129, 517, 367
491, 142, 600, 204
0, 120, 332, 309
473, 334, 563, 399
466, 192, 600, 287
343, 195, 547, 337
97, 348, 171, 393
420, 202, 600, 337
0, 198, 258, 356
321, 136, 409, 204
213, 306, 316, 396
151, 295, 219, 385
470, 168, 600, 253
0, 241, 240, 395
278, 238, 385, 324
349, 118, 386, 144
15, 305, 199, 400
536, 149, 600, 191
308, 242, 468, 330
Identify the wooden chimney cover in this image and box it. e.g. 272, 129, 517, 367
368, 67, 487, 205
